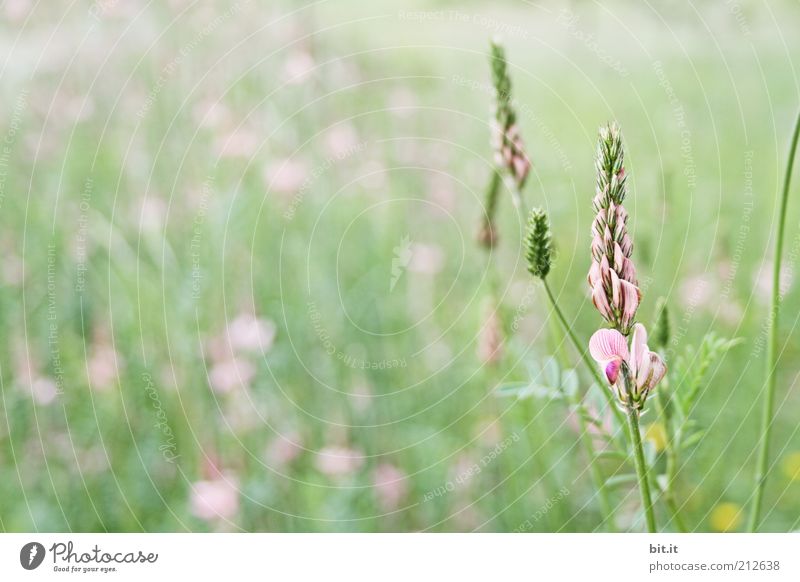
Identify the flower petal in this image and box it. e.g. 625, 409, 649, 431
645, 352, 667, 390
605, 359, 622, 384
610, 269, 621, 308
620, 280, 641, 329
591, 282, 614, 321
589, 328, 630, 363
630, 323, 648, 371
588, 260, 602, 287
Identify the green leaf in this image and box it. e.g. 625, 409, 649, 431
596, 450, 628, 462
605, 474, 637, 488
562, 369, 579, 398
681, 429, 706, 450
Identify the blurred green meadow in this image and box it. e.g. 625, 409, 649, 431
1, 0, 800, 532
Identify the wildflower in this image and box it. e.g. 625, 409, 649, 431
226, 313, 276, 353
489, 40, 530, 202
589, 324, 666, 410
88, 344, 123, 392
265, 432, 304, 468
264, 158, 309, 195
477, 172, 500, 249
710, 502, 742, 532
324, 123, 360, 159
525, 207, 553, 280
315, 446, 364, 477
208, 357, 255, 394
283, 49, 315, 84
588, 123, 641, 334
477, 300, 503, 365
407, 243, 444, 275
372, 463, 408, 512
29, 377, 58, 406
190, 475, 240, 521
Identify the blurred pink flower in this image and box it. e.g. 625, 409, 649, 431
426, 173, 456, 212
679, 273, 716, 309
324, 124, 360, 159
88, 345, 123, 391
29, 377, 58, 405
754, 260, 793, 302
372, 463, 408, 511
408, 243, 444, 275
192, 99, 232, 130
226, 313, 276, 353
4, 0, 30, 21
208, 358, 255, 394
215, 127, 260, 159
283, 50, 315, 84
477, 303, 503, 366
315, 446, 364, 476
265, 158, 308, 194
265, 432, 303, 468
190, 475, 239, 521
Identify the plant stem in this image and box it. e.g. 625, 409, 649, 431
627, 407, 657, 532
655, 382, 688, 532
542, 278, 619, 530
542, 279, 627, 433
566, 387, 616, 531
748, 108, 800, 532
663, 461, 688, 533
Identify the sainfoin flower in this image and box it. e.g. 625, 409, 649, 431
588, 123, 640, 334
589, 324, 666, 410
489, 40, 531, 200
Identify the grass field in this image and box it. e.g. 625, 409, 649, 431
1, 0, 800, 532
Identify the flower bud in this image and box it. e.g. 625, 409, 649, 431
525, 208, 553, 280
